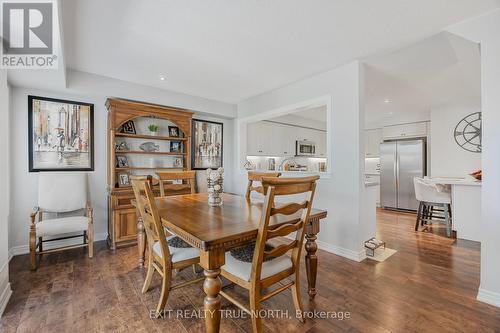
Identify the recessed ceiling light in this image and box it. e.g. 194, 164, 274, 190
159, 75, 166, 81
388, 111, 394, 115
384, 98, 392, 104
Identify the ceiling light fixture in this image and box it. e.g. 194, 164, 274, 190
384, 98, 392, 104
159, 75, 166, 81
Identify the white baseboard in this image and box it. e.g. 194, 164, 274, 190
8, 232, 107, 261
316, 239, 367, 262
477, 288, 500, 308
0, 260, 12, 317
285, 234, 367, 262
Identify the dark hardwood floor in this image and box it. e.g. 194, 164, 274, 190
2, 209, 500, 332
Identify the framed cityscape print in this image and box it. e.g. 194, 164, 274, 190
28, 95, 94, 172
191, 119, 223, 170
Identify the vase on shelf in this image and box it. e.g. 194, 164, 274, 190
207, 167, 224, 206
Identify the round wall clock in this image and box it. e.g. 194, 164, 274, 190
454, 112, 482, 153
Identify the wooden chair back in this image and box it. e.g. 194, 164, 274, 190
245, 171, 281, 199
129, 174, 153, 185
251, 175, 319, 283
131, 179, 171, 261
156, 171, 196, 197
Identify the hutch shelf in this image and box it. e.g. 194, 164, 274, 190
106, 98, 193, 249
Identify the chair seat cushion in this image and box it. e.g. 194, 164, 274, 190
167, 236, 192, 248
36, 216, 89, 237
153, 236, 199, 263
229, 243, 276, 262
222, 250, 293, 282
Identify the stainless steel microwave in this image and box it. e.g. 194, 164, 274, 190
296, 140, 316, 156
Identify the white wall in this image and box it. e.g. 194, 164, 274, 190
237, 61, 369, 261
0, 70, 12, 316
447, 9, 500, 307
8, 76, 236, 255
430, 103, 481, 177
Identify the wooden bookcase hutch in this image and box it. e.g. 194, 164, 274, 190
106, 98, 193, 249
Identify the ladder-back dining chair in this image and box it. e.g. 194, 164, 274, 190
221, 175, 319, 333
245, 171, 281, 200
30, 172, 93, 270
156, 171, 196, 196
131, 179, 202, 317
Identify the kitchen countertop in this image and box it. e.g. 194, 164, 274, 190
425, 177, 481, 186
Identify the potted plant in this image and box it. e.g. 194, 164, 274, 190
148, 124, 159, 135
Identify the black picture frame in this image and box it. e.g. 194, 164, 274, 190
120, 120, 136, 134
168, 126, 180, 137
28, 95, 94, 172
170, 141, 182, 153
191, 119, 223, 170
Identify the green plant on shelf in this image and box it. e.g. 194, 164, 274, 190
148, 124, 159, 133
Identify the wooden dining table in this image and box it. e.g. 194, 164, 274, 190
134, 192, 327, 333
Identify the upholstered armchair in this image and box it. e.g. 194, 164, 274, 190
30, 172, 93, 270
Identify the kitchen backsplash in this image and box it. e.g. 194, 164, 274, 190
246, 156, 327, 172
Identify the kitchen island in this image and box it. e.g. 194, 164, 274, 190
426, 178, 481, 242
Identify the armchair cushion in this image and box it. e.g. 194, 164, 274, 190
222, 252, 292, 281
36, 216, 89, 237
38, 173, 88, 212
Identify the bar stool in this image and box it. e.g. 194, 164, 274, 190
413, 177, 452, 237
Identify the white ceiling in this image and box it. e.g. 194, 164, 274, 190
364, 31, 481, 128
60, 0, 500, 103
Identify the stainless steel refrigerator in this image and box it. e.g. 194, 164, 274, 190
380, 139, 426, 211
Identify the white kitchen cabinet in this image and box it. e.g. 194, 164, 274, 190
247, 122, 272, 155
279, 125, 296, 156
365, 175, 381, 206
313, 131, 327, 157
294, 128, 326, 157
296, 127, 312, 142
247, 121, 326, 158
365, 128, 382, 157
382, 122, 427, 140
247, 121, 293, 156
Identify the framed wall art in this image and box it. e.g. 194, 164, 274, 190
191, 119, 223, 170
117, 172, 131, 187
170, 141, 182, 153
28, 95, 94, 172
168, 126, 179, 137
120, 120, 136, 134
116, 155, 129, 168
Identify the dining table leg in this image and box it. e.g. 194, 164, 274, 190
137, 215, 146, 267
305, 218, 320, 300
200, 249, 225, 333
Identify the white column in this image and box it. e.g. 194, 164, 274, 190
447, 9, 500, 307
0, 70, 12, 316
